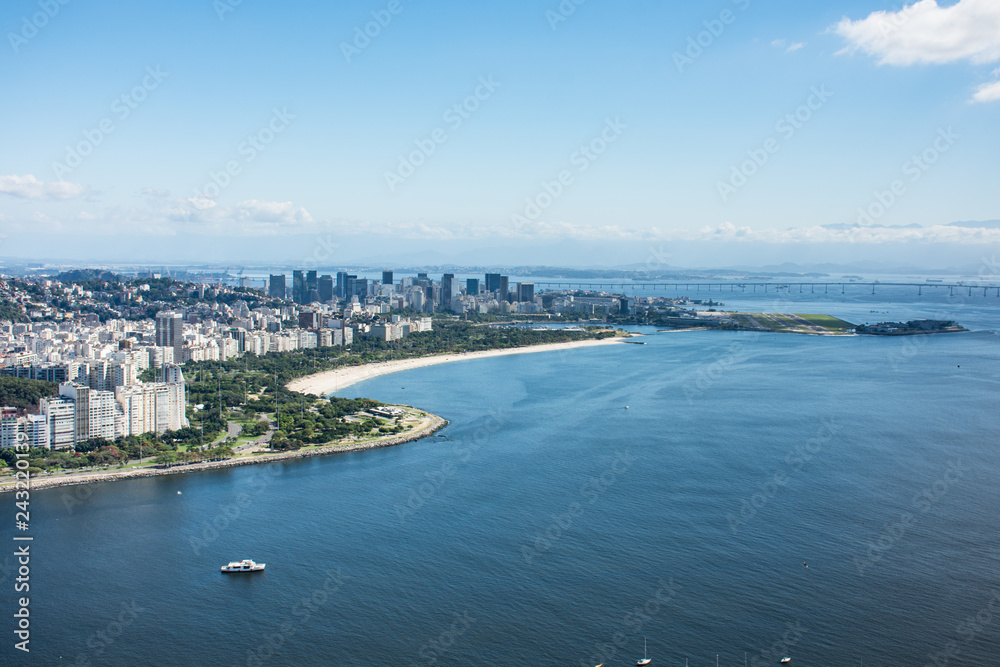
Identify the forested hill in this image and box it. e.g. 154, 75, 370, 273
0, 376, 58, 414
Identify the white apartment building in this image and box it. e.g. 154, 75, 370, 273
40, 396, 75, 450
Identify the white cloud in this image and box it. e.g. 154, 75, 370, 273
971, 79, 1000, 102
772, 39, 805, 52
0, 174, 86, 201
138, 187, 170, 198
233, 200, 314, 225
832, 0, 1000, 66
690, 222, 1000, 245
154, 197, 316, 235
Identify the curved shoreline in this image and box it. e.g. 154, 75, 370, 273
287, 336, 625, 396
4, 337, 625, 494
1, 415, 449, 494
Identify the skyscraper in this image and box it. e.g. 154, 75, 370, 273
499, 276, 510, 302
466, 278, 479, 295
517, 283, 535, 303
336, 271, 349, 299
485, 273, 501, 292
347, 277, 367, 300
318, 275, 334, 302
441, 274, 456, 308
268, 274, 286, 299
155, 311, 183, 360
306, 270, 319, 303
292, 270, 306, 304
382, 271, 394, 287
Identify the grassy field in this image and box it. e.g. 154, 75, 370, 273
727, 312, 855, 334
793, 313, 856, 331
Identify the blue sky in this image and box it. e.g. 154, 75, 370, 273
1, 0, 998, 268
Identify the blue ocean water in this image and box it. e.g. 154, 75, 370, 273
6, 292, 1000, 666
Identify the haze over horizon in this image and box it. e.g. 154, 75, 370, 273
2, 0, 999, 270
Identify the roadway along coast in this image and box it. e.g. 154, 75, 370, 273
0, 411, 448, 494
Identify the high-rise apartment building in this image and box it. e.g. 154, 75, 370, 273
155, 311, 184, 360
115, 382, 187, 435
40, 396, 75, 450
60, 383, 117, 443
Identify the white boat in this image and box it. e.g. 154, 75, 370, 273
781, 659, 791, 664
221, 559, 265, 573
637, 637, 651, 665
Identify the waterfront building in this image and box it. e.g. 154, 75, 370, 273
40, 396, 75, 450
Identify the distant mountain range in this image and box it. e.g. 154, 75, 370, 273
946, 220, 1000, 229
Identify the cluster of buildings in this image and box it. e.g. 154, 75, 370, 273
270, 270, 543, 315
0, 269, 670, 452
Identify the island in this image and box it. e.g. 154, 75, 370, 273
854, 319, 968, 335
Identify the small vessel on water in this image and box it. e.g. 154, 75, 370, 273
781, 658, 791, 664
221, 559, 265, 573
637, 637, 651, 665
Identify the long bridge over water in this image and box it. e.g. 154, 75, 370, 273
530, 281, 1000, 297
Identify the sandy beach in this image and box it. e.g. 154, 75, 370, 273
286, 337, 626, 396
3, 338, 623, 493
